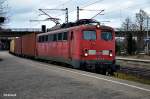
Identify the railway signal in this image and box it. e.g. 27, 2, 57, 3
0, 17, 5, 23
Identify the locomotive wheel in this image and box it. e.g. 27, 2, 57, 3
102, 70, 106, 75
95, 66, 100, 73
81, 65, 87, 71
106, 69, 114, 76
95, 66, 106, 75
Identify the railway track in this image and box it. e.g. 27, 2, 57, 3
118, 66, 150, 79
9, 52, 150, 81
116, 57, 150, 79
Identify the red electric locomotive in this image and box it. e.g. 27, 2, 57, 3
37, 19, 117, 74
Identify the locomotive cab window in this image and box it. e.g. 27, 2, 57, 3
48, 34, 53, 41
41, 36, 45, 42
58, 33, 63, 41
53, 34, 57, 41
101, 31, 113, 41
83, 30, 96, 40
63, 32, 68, 40
45, 35, 48, 42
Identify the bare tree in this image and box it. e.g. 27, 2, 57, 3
136, 9, 147, 52
122, 17, 132, 31
130, 23, 138, 31
121, 17, 133, 54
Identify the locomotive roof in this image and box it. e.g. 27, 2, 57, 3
38, 19, 114, 36
99, 25, 114, 30
38, 25, 114, 36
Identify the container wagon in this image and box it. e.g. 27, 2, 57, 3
10, 39, 15, 53
22, 33, 36, 57
14, 37, 22, 56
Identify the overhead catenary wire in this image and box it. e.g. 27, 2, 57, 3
79, 9, 104, 11
81, 0, 105, 8
55, 0, 105, 20
91, 10, 104, 19
38, 8, 69, 24
32, 0, 105, 24
38, 9, 60, 24
31, 0, 150, 27
102, 0, 150, 18
75, 0, 150, 19
52, 0, 74, 9
29, 0, 74, 25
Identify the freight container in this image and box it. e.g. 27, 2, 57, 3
10, 39, 15, 53
22, 33, 36, 57
14, 37, 22, 55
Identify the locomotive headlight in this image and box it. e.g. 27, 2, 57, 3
110, 53, 113, 57
84, 49, 88, 57
84, 53, 88, 57
109, 50, 113, 56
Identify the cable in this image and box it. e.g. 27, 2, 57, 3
34, 0, 150, 27
33, 0, 104, 25
89, 1, 150, 22
53, 0, 74, 9
55, 0, 105, 19
81, 0, 104, 8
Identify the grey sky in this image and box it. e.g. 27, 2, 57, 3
5, 0, 150, 28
